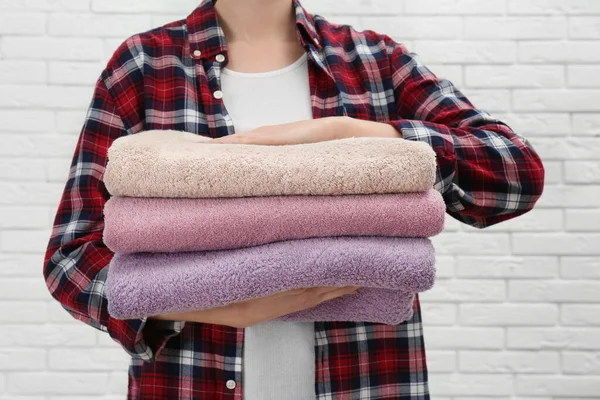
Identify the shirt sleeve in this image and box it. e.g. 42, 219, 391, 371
382, 38, 545, 228
43, 74, 185, 362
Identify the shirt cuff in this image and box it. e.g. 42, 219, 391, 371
107, 316, 185, 362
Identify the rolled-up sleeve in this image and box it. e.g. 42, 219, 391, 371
382, 38, 545, 228
43, 75, 184, 361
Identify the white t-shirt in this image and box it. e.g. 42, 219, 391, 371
220, 52, 316, 400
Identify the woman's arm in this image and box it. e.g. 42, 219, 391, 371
43, 75, 184, 362
378, 37, 545, 228
214, 39, 545, 229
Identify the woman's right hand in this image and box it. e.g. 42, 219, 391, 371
151, 286, 360, 328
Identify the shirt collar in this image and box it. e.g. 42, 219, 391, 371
186, 0, 322, 60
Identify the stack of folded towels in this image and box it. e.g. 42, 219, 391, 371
102, 129, 445, 325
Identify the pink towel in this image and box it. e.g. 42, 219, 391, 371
103, 190, 445, 253
103, 129, 437, 198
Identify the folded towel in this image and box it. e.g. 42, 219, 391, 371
103, 190, 445, 253
106, 236, 435, 324
103, 129, 437, 198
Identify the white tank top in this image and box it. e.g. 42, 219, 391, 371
220, 52, 316, 400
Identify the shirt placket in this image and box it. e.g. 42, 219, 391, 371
192, 36, 346, 399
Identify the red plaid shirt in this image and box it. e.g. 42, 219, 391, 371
43, 0, 545, 398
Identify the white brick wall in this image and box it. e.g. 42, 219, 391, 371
0, 0, 599, 398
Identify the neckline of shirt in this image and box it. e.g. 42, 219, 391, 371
221, 52, 308, 78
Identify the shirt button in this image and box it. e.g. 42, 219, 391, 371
193, 49, 202, 58
225, 380, 236, 390
213, 90, 224, 99
215, 54, 225, 62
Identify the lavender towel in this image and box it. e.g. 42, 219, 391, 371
106, 236, 435, 325
103, 190, 445, 253
103, 129, 437, 198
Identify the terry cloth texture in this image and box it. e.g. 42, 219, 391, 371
103, 129, 437, 198
106, 236, 435, 324
103, 190, 445, 253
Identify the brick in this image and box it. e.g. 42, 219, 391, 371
48, 13, 153, 37
432, 233, 510, 255
108, 370, 128, 394
0, 61, 47, 84
565, 162, 600, 184
0, 85, 92, 109
297, 0, 401, 14
510, 280, 600, 302
420, 303, 457, 326
413, 41, 516, 64
536, 185, 600, 208
0, 254, 45, 277
2, 37, 104, 61
465, 65, 564, 88
0, 230, 52, 253
509, 0, 600, 15
426, 351, 456, 372
458, 351, 559, 373
529, 138, 600, 160
459, 304, 558, 326
7, 372, 108, 395
425, 327, 504, 349
0, 135, 78, 158
362, 17, 462, 40
405, 0, 505, 14
508, 328, 600, 350
459, 88, 511, 112
512, 233, 600, 256
562, 352, 600, 374
0, 182, 66, 206
0, 159, 46, 181
456, 256, 558, 279
0, 302, 48, 323
573, 113, 600, 135
561, 257, 600, 279
49, 61, 103, 85
48, 348, 129, 371
0, 207, 52, 228
493, 112, 570, 136
519, 41, 600, 63
0, 324, 96, 347
433, 256, 455, 278
0, 279, 52, 300
568, 65, 600, 87
46, 159, 73, 182
561, 305, 600, 326
542, 161, 562, 184
0, 110, 56, 133
56, 110, 88, 133
421, 279, 505, 302
569, 17, 600, 39
0, 0, 90, 11
91, 0, 197, 13
465, 17, 567, 40
515, 375, 600, 397
513, 89, 600, 112
0, 349, 46, 371
429, 373, 513, 396
463, 208, 563, 232
566, 209, 600, 230
0, 13, 46, 35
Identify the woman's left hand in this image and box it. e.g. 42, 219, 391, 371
208, 116, 402, 145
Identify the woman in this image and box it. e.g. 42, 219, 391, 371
43, 0, 545, 398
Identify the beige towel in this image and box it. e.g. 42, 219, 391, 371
103, 129, 436, 198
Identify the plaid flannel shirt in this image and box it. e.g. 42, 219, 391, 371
43, 0, 545, 398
